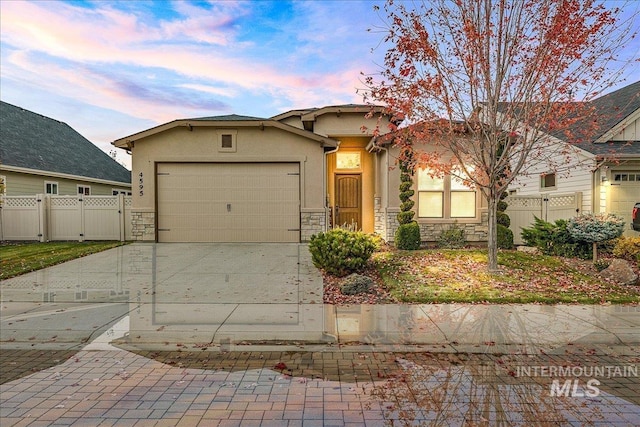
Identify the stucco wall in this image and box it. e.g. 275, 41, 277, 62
129, 125, 327, 241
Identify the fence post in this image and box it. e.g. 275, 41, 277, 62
118, 193, 125, 242
38, 194, 46, 242
79, 196, 85, 242
575, 192, 583, 215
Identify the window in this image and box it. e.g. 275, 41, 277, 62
540, 173, 556, 189
336, 152, 361, 169
614, 172, 640, 182
217, 130, 237, 152
45, 181, 58, 195
113, 189, 133, 195
0, 175, 5, 195
221, 134, 233, 148
417, 168, 477, 219
77, 185, 91, 196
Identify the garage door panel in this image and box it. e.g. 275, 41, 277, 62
157, 163, 300, 242
609, 178, 640, 237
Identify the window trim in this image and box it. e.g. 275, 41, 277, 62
217, 129, 237, 152
45, 181, 59, 195
540, 172, 557, 190
416, 168, 479, 221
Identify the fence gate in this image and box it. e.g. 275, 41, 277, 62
507, 192, 582, 245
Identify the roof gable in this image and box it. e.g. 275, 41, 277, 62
112, 115, 338, 149
0, 101, 131, 184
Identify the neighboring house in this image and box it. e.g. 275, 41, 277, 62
0, 101, 131, 197
505, 81, 640, 236
112, 104, 489, 243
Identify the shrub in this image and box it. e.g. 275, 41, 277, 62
497, 224, 514, 249
613, 236, 640, 267
593, 258, 611, 272
567, 213, 625, 261
309, 228, 376, 277
395, 221, 421, 250
521, 217, 592, 259
437, 223, 466, 249
566, 213, 625, 243
497, 211, 511, 228
340, 273, 374, 295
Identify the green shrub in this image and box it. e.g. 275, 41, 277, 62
613, 236, 640, 267
437, 223, 466, 249
497, 211, 511, 228
340, 274, 374, 295
593, 258, 611, 272
497, 224, 514, 249
567, 213, 625, 243
309, 228, 376, 277
521, 217, 592, 259
395, 221, 421, 250
497, 200, 508, 213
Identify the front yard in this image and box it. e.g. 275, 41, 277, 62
0, 241, 128, 280
324, 249, 640, 305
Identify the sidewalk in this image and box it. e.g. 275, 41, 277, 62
2, 304, 640, 427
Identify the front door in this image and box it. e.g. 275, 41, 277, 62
335, 174, 362, 229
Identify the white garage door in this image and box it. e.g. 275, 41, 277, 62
157, 163, 300, 242
609, 171, 640, 237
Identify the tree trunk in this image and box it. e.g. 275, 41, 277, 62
487, 193, 500, 273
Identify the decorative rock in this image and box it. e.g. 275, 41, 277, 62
340, 274, 374, 295
517, 246, 542, 255
599, 259, 639, 286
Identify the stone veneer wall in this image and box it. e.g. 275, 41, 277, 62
301, 210, 326, 242
131, 212, 156, 241
376, 208, 489, 243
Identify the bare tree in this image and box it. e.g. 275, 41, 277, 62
364, 0, 638, 271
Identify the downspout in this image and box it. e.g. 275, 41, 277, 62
324, 142, 340, 231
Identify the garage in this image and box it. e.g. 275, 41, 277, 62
157, 162, 300, 242
609, 171, 640, 236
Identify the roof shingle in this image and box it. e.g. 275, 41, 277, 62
0, 101, 131, 184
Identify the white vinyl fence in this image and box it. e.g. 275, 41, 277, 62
0, 194, 132, 242
507, 192, 583, 245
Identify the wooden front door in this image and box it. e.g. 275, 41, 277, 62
335, 174, 361, 229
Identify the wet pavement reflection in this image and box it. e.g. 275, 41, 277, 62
1, 243, 640, 425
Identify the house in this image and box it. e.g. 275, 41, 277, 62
112, 104, 489, 243
505, 81, 640, 237
0, 101, 131, 197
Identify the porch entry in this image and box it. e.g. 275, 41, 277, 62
334, 174, 362, 229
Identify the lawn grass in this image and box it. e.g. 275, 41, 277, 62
0, 241, 128, 280
373, 249, 640, 304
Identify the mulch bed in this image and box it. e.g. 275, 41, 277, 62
322, 265, 397, 305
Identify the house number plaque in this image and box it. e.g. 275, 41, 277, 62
138, 172, 144, 196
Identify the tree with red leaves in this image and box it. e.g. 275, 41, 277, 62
364, 0, 638, 272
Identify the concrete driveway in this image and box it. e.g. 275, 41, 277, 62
1, 243, 325, 349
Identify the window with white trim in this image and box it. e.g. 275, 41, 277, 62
77, 185, 91, 196
417, 168, 477, 219
0, 175, 6, 195
113, 189, 132, 195
217, 130, 237, 152
540, 173, 556, 189
45, 181, 59, 195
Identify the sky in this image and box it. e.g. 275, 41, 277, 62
1, 0, 639, 171
0, 0, 390, 169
